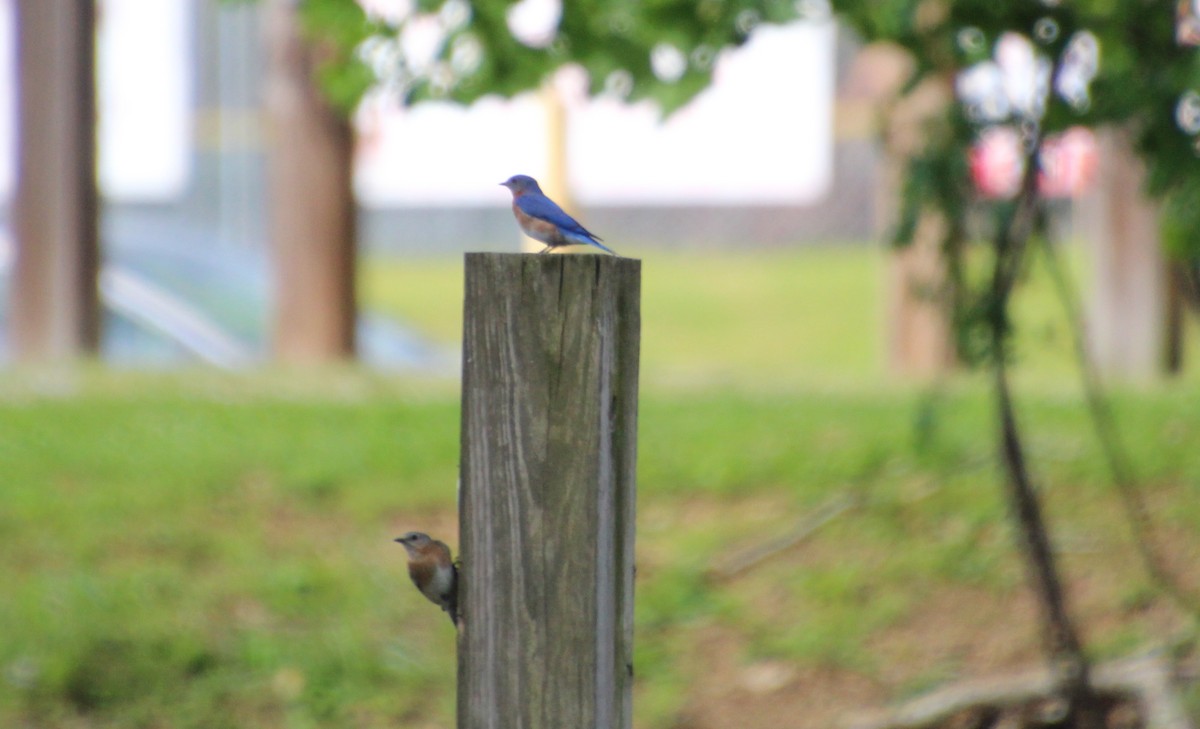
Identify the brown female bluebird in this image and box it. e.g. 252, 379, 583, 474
500, 174, 618, 255
394, 531, 459, 628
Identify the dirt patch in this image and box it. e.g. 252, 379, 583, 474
667, 623, 883, 729
635, 492, 1200, 729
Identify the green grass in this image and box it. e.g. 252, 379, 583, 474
362, 245, 1200, 387
3, 245, 1199, 727
362, 247, 888, 385
0, 374, 462, 728
1, 371, 1198, 727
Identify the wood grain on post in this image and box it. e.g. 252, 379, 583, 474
458, 253, 640, 729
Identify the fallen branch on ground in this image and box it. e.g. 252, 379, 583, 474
844, 655, 1193, 729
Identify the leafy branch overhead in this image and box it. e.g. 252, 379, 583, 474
833, 0, 1200, 261
292, 0, 1200, 260
295, 0, 815, 115
825, 0, 1200, 368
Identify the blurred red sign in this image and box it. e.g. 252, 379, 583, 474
969, 125, 1097, 199
1178, 0, 1200, 45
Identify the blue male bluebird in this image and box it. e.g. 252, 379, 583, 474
394, 532, 459, 628
500, 174, 618, 256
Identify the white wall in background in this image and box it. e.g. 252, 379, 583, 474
96, 0, 192, 201
355, 20, 836, 206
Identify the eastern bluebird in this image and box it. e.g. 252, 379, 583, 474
394, 531, 459, 628
500, 174, 618, 256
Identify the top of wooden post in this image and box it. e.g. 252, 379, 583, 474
464, 250, 640, 275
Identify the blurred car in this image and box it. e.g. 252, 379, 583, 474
0, 221, 454, 371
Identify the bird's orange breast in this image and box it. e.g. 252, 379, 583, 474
408, 559, 436, 587
512, 204, 563, 245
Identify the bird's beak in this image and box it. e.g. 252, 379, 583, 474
393, 537, 405, 543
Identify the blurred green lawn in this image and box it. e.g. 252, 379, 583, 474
362, 245, 1200, 387
3, 246, 1199, 728
363, 247, 890, 386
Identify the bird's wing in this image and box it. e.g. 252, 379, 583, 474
446, 561, 460, 626
516, 194, 602, 242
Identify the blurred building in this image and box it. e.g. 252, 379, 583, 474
1, 0, 880, 255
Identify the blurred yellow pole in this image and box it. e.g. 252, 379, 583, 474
520, 81, 574, 252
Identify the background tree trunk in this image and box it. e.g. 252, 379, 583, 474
1077, 129, 1167, 379
878, 77, 957, 378
263, 0, 357, 362
10, 0, 100, 361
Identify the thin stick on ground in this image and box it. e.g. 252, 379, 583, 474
707, 494, 856, 582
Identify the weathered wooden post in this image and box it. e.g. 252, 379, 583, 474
458, 253, 640, 729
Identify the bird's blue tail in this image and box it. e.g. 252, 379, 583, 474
566, 231, 619, 256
